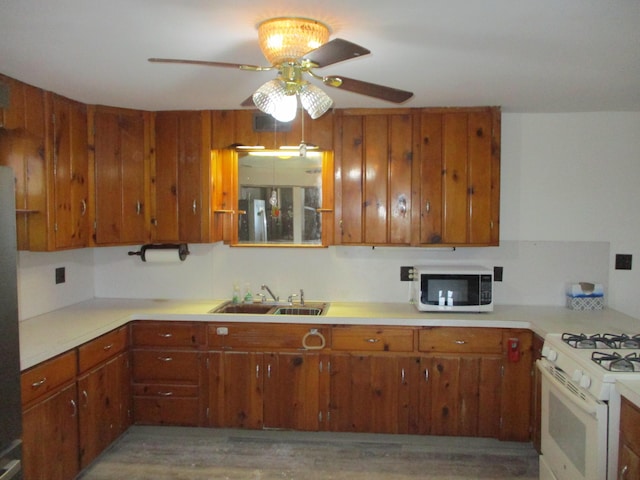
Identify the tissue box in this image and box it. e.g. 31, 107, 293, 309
566, 296, 604, 310
566, 282, 604, 310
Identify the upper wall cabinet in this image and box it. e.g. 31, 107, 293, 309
153, 110, 216, 244
414, 108, 500, 246
89, 106, 152, 245
334, 109, 414, 245
0, 75, 49, 250
48, 93, 90, 250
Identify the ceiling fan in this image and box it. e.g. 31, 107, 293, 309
148, 17, 414, 122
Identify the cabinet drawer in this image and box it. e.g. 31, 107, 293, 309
131, 350, 201, 383
621, 396, 640, 453
131, 321, 205, 348
418, 327, 503, 354
132, 384, 198, 398
133, 396, 200, 426
209, 323, 329, 350
331, 326, 414, 352
78, 326, 128, 373
21, 350, 77, 405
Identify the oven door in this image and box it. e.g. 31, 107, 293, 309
538, 359, 609, 480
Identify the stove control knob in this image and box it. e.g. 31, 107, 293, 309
572, 369, 583, 382
544, 348, 558, 362
579, 374, 592, 389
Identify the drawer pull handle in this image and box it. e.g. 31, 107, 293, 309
71, 399, 77, 417
256, 364, 260, 379
158, 391, 173, 397
424, 368, 429, 382
401, 368, 406, 384
103, 343, 114, 351
366, 338, 380, 343
158, 333, 173, 338
31, 377, 47, 388
82, 390, 88, 407
454, 340, 467, 345
157, 356, 173, 362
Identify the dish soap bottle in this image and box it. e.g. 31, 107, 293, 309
243, 283, 253, 303
232, 283, 240, 304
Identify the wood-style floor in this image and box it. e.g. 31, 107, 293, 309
78, 426, 539, 479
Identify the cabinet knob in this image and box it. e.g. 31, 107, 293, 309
157, 356, 173, 362
31, 377, 47, 388
366, 338, 380, 343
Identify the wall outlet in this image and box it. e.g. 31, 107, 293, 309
494, 266, 504, 282
55, 267, 66, 284
615, 254, 632, 270
400, 266, 413, 281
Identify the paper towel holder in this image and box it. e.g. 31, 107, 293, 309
128, 243, 190, 262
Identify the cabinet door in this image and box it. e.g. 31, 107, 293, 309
263, 352, 321, 431
78, 352, 130, 469
153, 110, 212, 243
50, 94, 89, 249
0, 76, 48, 251
335, 111, 413, 245
416, 108, 499, 246
328, 353, 408, 434
419, 355, 501, 437
22, 383, 79, 480
619, 443, 640, 480
212, 351, 264, 429
92, 106, 149, 244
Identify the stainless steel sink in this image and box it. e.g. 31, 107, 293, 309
210, 301, 328, 315
273, 306, 325, 316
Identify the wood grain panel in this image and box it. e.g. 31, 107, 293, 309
153, 111, 180, 241
417, 113, 443, 244
364, 115, 388, 243
388, 114, 412, 244
338, 114, 363, 243
468, 111, 493, 244
442, 113, 468, 244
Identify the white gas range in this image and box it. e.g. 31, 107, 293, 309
538, 332, 640, 480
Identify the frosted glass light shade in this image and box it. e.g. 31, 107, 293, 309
253, 79, 298, 122
258, 17, 329, 65
299, 83, 333, 119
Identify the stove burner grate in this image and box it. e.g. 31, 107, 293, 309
562, 332, 640, 349
592, 351, 640, 372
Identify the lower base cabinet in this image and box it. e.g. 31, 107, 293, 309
619, 396, 640, 479
22, 382, 80, 480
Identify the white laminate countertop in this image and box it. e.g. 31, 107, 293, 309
19, 297, 640, 371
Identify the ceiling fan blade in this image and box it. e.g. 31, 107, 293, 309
148, 58, 272, 72
302, 39, 370, 68
323, 75, 413, 103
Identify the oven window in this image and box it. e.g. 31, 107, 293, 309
549, 391, 586, 476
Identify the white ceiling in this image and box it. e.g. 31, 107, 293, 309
1, 0, 639, 113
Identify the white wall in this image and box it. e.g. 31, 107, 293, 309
18, 112, 640, 320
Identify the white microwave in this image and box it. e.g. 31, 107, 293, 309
412, 265, 494, 312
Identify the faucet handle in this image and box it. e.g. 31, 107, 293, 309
300, 289, 305, 306
256, 292, 266, 303
287, 293, 298, 304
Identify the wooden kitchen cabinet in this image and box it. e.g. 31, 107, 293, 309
334, 110, 414, 245
328, 326, 419, 434
130, 321, 207, 426
417, 327, 532, 441
21, 350, 79, 480
208, 323, 328, 431
76, 326, 130, 468
414, 108, 500, 246
48, 93, 90, 249
90, 105, 151, 245
153, 110, 215, 243
618, 396, 640, 479
0, 75, 50, 251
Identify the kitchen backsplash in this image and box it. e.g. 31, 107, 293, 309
17, 240, 609, 321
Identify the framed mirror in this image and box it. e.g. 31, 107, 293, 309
213, 149, 334, 247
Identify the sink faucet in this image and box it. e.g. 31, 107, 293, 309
261, 284, 278, 302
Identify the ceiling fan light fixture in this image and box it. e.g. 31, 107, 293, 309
299, 83, 333, 119
257, 17, 330, 65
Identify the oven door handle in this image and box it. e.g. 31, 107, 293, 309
537, 359, 604, 416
